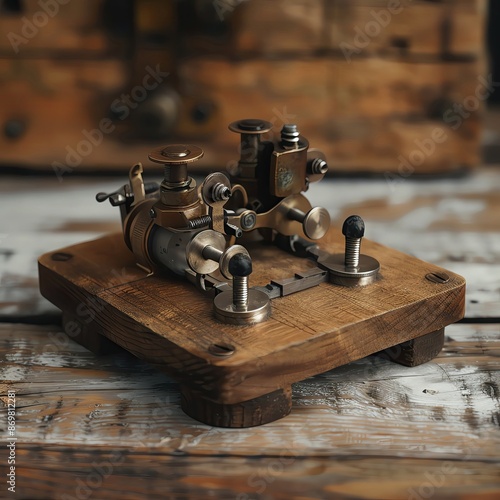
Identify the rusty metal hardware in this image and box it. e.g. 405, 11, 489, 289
98, 119, 380, 324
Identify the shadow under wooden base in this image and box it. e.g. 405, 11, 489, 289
377, 328, 445, 367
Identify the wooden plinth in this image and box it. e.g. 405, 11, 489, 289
38, 229, 465, 427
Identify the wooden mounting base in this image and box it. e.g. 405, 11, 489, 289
39, 229, 465, 427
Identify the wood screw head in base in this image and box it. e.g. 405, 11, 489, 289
426, 272, 450, 284
208, 343, 235, 357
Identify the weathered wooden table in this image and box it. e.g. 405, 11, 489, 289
1, 168, 499, 499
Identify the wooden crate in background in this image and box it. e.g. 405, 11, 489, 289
0, 0, 487, 174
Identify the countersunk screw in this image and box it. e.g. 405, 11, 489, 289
426, 272, 450, 284
342, 215, 365, 269
208, 343, 235, 357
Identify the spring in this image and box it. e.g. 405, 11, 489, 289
187, 215, 212, 230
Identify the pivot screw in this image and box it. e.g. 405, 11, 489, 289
287, 206, 330, 240
240, 211, 257, 230
211, 182, 232, 202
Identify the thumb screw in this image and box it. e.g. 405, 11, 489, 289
228, 253, 253, 311
342, 215, 365, 269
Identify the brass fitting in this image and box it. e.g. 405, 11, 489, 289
148, 144, 205, 229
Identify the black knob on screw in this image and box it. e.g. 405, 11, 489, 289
228, 253, 252, 277
228, 253, 252, 311
342, 215, 365, 269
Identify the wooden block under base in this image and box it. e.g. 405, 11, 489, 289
377, 328, 446, 368
38, 230, 465, 427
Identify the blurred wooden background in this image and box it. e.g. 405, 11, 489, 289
0, 0, 488, 174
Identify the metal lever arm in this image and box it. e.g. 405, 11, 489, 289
226, 194, 330, 240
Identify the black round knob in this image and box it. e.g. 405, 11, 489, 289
228, 253, 252, 277
342, 215, 365, 239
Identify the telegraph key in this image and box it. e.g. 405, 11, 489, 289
39, 119, 465, 427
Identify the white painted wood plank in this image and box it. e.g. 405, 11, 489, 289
2, 323, 499, 461
0, 177, 126, 317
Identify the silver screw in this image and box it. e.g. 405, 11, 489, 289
211, 182, 231, 202
233, 276, 248, 311
241, 211, 256, 230
310, 158, 328, 175
228, 253, 252, 311
281, 124, 300, 149
342, 215, 365, 269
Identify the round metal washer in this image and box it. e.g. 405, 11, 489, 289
186, 230, 226, 275
318, 253, 380, 287
214, 289, 271, 325
148, 144, 204, 164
